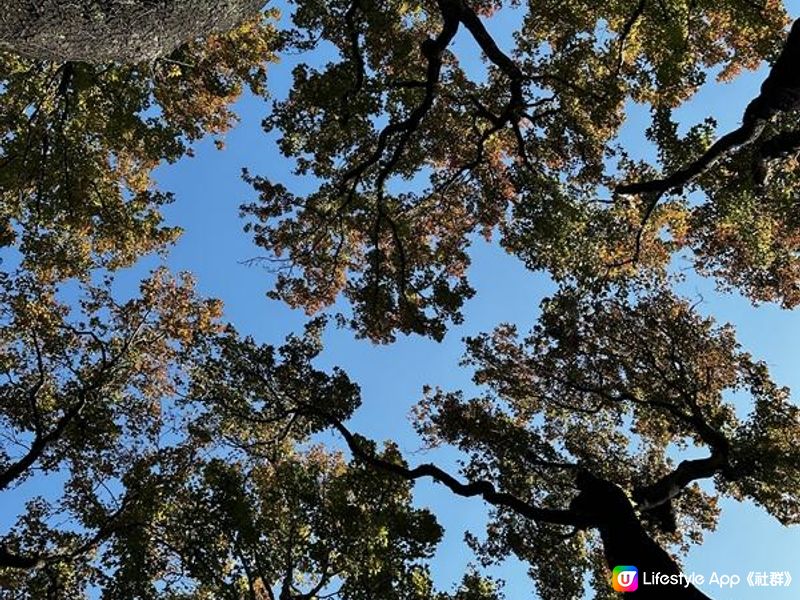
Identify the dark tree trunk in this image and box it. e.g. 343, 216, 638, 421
572, 472, 712, 599
0, 0, 266, 63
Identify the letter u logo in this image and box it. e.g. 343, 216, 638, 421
612, 566, 639, 592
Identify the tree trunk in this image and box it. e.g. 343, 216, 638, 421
572, 471, 712, 599
0, 0, 266, 63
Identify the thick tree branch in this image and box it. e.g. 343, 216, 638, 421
327, 416, 585, 527
456, 2, 533, 167
0, 0, 265, 63
342, 0, 534, 191
617, 119, 767, 197
633, 452, 727, 511
616, 18, 800, 198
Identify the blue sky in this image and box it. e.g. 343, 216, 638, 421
5, 2, 800, 598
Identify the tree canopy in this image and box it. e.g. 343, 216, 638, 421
242, 0, 790, 341
1, 1, 800, 599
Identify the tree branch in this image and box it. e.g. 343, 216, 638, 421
0, 390, 89, 490
327, 416, 585, 527
616, 17, 800, 198
339, 0, 460, 188
633, 451, 727, 511
0, 491, 139, 570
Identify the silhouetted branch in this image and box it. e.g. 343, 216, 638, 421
616, 18, 800, 198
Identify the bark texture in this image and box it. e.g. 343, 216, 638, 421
0, 0, 266, 63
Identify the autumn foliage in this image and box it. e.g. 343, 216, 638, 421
1, 2, 800, 600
